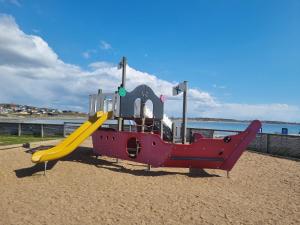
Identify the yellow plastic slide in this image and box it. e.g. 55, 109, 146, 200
31, 111, 112, 163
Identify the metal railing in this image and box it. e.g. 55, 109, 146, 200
0, 121, 299, 159
89, 93, 118, 116
186, 127, 300, 159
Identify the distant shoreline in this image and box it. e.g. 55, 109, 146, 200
0, 114, 88, 122
0, 114, 299, 125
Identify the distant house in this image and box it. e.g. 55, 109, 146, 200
19, 111, 29, 115
48, 112, 58, 116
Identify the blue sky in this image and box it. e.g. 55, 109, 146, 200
0, 0, 299, 121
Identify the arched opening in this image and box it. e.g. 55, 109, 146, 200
134, 98, 141, 118
126, 137, 141, 159
144, 99, 154, 118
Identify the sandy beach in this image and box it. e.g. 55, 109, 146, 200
0, 138, 299, 225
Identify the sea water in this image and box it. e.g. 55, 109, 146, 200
187, 121, 300, 135
2, 118, 299, 135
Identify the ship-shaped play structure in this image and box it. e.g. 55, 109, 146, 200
31, 57, 262, 174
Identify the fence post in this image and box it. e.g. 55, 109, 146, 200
18, 123, 21, 136
160, 120, 164, 139
63, 123, 66, 137
172, 122, 176, 143
266, 134, 270, 154
189, 128, 193, 144
41, 124, 44, 138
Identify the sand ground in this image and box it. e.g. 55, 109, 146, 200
0, 138, 299, 225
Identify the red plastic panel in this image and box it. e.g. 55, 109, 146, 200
163, 120, 261, 170
92, 120, 261, 171
92, 131, 173, 167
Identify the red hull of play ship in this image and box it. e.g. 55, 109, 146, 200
92, 120, 261, 171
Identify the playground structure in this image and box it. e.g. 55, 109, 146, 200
31, 57, 262, 174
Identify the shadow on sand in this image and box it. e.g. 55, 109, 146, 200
15, 160, 58, 178
14, 145, 58, 178
15, 146, 220, 178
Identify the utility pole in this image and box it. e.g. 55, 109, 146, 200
172, 81, 188, 144
121, 57, 127, 88
115, 57, 127, 164
182, 81, 188, 144
118, 56, 127, 131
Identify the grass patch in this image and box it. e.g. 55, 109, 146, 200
0, 135, 61, 146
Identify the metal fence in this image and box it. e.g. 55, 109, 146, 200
186, 127, 300, 159
0, 122, 63, 137
0, 121, 299, 159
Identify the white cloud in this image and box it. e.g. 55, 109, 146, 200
0, 14, 299, 122
100, 40, 111, 50
88, 61, 115, 69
